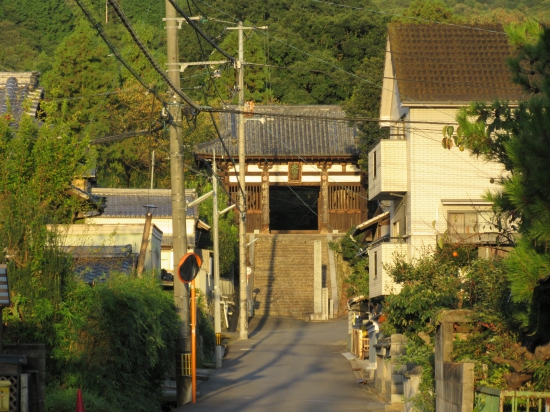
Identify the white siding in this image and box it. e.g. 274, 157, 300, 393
369, 139, 407, 200
368, 241, 406, 299
405, 107, 503, 259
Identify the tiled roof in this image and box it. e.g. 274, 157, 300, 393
0, 72, 43, 124
91, 188, 197, 218
388, 24, 524, 103
63, 245, 137, 283
195, 105, 359, 159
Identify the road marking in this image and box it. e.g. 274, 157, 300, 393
240, 348, 253, 351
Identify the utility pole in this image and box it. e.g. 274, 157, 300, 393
226, 22, 267, 341
226, 23, 267, 341
165, 0, 191, 405
237, 21, 248, 341
212, 150, 223, 368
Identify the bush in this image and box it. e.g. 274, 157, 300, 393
51, 273, 180, 412
46, 386, 119, 412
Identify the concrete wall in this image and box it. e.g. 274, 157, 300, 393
374, 334, 406, 404
435, 311, 475, 412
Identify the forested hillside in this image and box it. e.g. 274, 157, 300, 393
1, 0, 546, 187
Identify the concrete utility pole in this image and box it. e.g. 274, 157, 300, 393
226, 22, 267, 341
165, 0, 191, 405
237, 22, 248, 341
212, 151, 223, 368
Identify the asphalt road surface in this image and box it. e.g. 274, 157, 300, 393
178, 316, 386, 412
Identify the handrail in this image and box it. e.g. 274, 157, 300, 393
476, 387, 550, 412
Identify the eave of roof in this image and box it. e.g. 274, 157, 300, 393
195, 105, 360, 159
355, 211, 390, 232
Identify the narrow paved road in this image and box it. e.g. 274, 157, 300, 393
180, 316, 386, 412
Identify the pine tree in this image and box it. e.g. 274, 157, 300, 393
454, 24, 550, 348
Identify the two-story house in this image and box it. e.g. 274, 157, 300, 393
367, 23, 523, 300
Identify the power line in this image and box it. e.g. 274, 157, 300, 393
166, 0, 235, 62
73, 0, 165, 104
107, 0, 201, 111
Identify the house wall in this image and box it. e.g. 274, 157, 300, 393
368, 106, 504, 299
55, 224, 163, 272
86, 217, 197, 274
368, 139, 407, 200
369, 241, 406, 298
406, 107, 503, 260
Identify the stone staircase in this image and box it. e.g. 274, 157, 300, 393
251, 234, 338, 319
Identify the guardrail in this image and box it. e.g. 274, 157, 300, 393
476, 387, 550, 412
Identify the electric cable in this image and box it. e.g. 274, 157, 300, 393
107, 0, 201, 112
73, 0, 165, 104
166, 0, 235, 62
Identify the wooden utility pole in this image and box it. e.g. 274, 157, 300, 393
165, 0, 191, 405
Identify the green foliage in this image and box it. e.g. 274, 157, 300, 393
330, 229, 369, 298
1, 105, 178, 411
399, 339, 436, 412
52, 273, 179, 412
196, 289, 216, 365
452, 311, 519, 388
453, 26, 550, 346
195, 181, 239, 277
46, 386, 120, 412
382, 245, 513, 405
0, 103, 93, 345
394, 0, 458, 23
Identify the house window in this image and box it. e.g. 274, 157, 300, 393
373, 251, 378, 279
448, 212, 478, 234
373, 151, 377, 179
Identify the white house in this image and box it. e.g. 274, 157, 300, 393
367, 23, 523, 300
86, 188, 199, 275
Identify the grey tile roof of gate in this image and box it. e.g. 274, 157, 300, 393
195, 105, 360, 159
388, 24, 524, 103
91, 188, 197, 218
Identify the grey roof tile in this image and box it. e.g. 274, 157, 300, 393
63, 245, 137, 283
195, 105, 359, 159
91, 188, 197, 218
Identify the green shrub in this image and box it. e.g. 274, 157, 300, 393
46, 386, 120, 412
51, 273, 180, 412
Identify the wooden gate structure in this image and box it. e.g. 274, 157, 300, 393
195, 105, 367, 234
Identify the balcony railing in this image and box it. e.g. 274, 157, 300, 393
437, 232, 513, 246
370, 236, 408, 247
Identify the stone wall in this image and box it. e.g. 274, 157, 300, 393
252, 234, 342, 318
